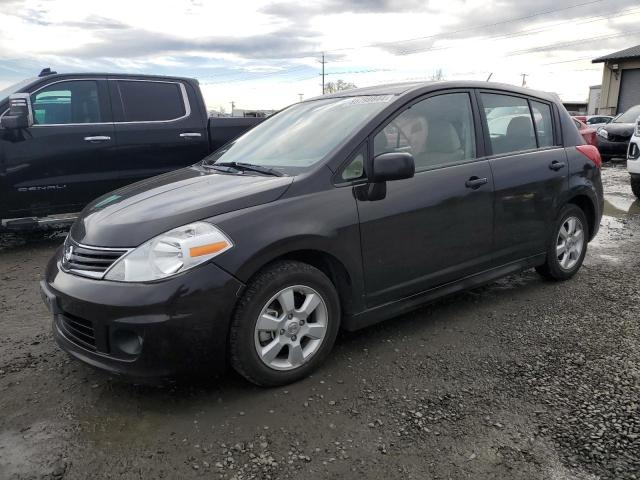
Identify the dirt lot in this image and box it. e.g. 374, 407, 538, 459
1, 165, 639, 480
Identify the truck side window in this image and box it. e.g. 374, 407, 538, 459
31, 80, 102, 125
116, 80, 186, 122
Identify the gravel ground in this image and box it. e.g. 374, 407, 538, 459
1, 164, 639, 480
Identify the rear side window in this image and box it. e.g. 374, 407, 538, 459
530, 101, 554, 148
482, 93, 536, 155
116, 80, 186, 122
374, 92, 476, 172
31, 80, 102, 125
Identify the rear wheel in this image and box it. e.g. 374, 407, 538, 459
229, 261, 340, 387
536, 204, 588, 281
631, 176, 640, 199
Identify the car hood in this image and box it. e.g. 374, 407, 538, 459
70, 165, 293, 247
602, 122, 635, 137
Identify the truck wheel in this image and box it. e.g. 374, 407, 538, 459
229, 261, 341, 387
631, 176, 640, 199
536, 204, 588, 281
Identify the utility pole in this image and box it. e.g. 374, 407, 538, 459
520, 73, 528, 87
230, 101, 235, 116
319, 53, 326, 95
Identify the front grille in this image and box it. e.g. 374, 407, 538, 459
59, 313, 97, 351
62, 237, 129, 279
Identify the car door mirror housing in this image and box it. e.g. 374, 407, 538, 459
1, 93, 33, 129
371, 152, 415, 182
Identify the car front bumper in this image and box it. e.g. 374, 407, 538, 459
41, 246, 244, 381
628, 138, 640, 174
598, 137, 630, 159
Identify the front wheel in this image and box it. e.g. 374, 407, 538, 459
536, 204, 588, 281
229, 261, 340, 387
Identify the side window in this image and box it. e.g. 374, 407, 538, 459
530, 101, 554, 148
117, 80, 186, 122
31, 80, 101, 125
342, 152, 364, 181
373, 93, 476, 171
482, 93, 536, 155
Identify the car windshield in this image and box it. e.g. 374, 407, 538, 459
0, 77, 36, 105
203, 95, 394, 173
614, 105, 640, 123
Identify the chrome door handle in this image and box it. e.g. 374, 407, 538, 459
465, 176, 488, 189
84, 136, 111, 142
180, 132, 202, 138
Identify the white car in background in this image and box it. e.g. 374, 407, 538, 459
628, 116, 640, 198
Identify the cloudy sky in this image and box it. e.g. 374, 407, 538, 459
1, 0, 639, 111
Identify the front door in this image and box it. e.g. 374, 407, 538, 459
478, 92, 568, 264
357, 91, 494, 307
1, 78, 116, 218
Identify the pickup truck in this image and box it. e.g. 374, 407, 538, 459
0, 69, 263, 230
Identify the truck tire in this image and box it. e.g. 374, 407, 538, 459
229, 261, 341, 387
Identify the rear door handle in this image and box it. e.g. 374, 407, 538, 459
465, 176, 488, 189
180, 132, 202, 139
84, 136, 111, 142
549, 160, 566, 171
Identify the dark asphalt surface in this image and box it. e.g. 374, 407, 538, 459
1, 164, 639, 479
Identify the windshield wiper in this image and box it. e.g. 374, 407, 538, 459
213, 161, 284, 177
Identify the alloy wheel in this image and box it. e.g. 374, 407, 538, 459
556, 216, 584, 271
254, 285, 328, 371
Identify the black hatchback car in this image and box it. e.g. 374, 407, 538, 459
41, 81, 604, 386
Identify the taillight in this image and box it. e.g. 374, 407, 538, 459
576, 145, 602, 169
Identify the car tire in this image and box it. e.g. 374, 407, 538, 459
535, 204, 589, 281
631, 176, 640, 199
229, 260, 341, 387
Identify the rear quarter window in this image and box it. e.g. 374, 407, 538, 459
116, 80, 186, 122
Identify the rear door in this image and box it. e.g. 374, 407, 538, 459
477, 91, 568, 264
356, 90, 495, 307
1, 78, 116, 218
109, 78, 208, 187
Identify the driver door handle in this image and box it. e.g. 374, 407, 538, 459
84, 136, 111, 143
465, 176, 488, 189
549, 160, 566, 171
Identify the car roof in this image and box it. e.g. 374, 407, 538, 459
312, 80, 560, 103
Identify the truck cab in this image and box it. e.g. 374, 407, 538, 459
0, 70, 261, 230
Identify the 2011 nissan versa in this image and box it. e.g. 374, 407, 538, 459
41, 81, 604, 386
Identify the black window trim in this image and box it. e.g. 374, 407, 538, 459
475, 89, 562, 159
112, 78, 191, 124
333, 141, 369, 187
25, 78, 111, 128
366, 88, 485, 177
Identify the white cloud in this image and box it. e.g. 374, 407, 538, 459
1, 0, 639, 108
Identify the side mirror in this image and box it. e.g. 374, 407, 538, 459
371, 152, 415, 182
1, 93, 33, 129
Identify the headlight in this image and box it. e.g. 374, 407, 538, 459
104, 222, 233, 282
597, 128, 609, 140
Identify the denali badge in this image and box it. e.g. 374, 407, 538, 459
17, 184, 67, 192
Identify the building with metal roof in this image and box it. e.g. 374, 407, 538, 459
592, 45, 640, 115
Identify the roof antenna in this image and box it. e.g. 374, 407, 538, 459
39, 68, 57, 77
486, 72, 493, 82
